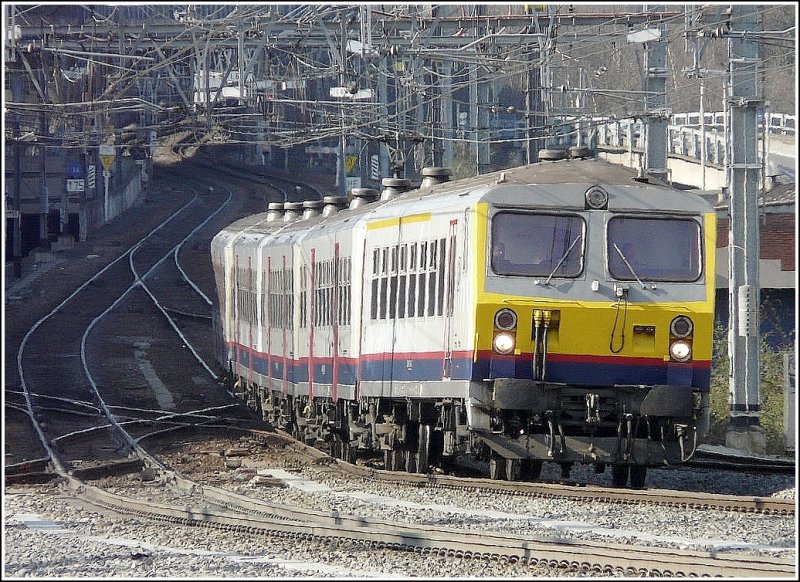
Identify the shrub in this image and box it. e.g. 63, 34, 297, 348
708, 324, 790, 454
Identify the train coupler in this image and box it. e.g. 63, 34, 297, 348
585, 392, 601, 424
615, 413, 635, 461
545, 411, 566, 457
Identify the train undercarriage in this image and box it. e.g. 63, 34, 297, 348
230, 374, 707, 489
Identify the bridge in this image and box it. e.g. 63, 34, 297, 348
592, 112, 796, 190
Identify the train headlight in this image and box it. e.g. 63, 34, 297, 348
670, 340, 692, 362
493, 332, 515, 354
585, 186, 609, 210
670, 315, 693, 338
494, 308, 518, 330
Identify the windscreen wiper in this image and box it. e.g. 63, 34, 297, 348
612, 243, 647, 289
543, 235, 580, 286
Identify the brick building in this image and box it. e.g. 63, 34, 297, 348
713, 182, 796, 349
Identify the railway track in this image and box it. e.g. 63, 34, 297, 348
69, 477, 794, 578
6, 150, 795, 578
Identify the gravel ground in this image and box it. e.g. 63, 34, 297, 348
4, 456, 795, 579
3, 483, 566, 578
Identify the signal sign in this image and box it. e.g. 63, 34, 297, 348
345, 155, 358, 175
99, 144, 115, 171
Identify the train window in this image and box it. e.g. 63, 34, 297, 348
417, 272, 427, 316
381, 248, 388, 274
420, 242, 428, 269
391, 246, 398, 273
410, 243, 417, 270
491, 212, 584, 278
607, 217, 702, 282
389, 272, 398, 318
323, 261, 329, 327
427, 267, 436, 316
261, 286, 267, 329
286, 270, 294, 330
379, 276, 388, 319
299, 265, 307, 328
371, 278, 379, 320
372, 249, 379, 275
400, 244, 407, 272
341, 256, 351, 326
437, 238, 446, 316
408, 274, 417, 317
398, 274, 407, 318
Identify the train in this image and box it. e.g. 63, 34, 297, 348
210, 158, 716, 488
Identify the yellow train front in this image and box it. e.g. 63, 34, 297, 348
467, 161, 715, 487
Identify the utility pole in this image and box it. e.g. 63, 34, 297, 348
377, 53, 390, 181
438, 59, 454, 170
640, 13, 669, 182
726, 5, 765, 453
468, 6, 491, 175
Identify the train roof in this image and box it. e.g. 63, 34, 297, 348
216, 158, 713, 240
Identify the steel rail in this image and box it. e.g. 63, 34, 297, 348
68, 477, 795, 578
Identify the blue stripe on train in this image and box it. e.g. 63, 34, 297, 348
472, 356, 710, 390
235, 347, 709, 391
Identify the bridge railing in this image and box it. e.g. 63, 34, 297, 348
670, 111, 795, 136
593, 113, 793, 167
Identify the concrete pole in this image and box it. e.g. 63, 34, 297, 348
338, 19, 347, 197
726, 4, 765, 453
700, 81, 706, 191
103, 171, 110, 222
39, 109, 49, 244
11, 67, 24, 270
378, 56, 390, 181
643, 29, 668, 182
439, 60, 453, 170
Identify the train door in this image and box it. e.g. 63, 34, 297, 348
442, 219, 459, 378
360, 220, 400, 395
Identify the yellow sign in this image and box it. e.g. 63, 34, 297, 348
345, 155, 358, 174
99, 144, 115, 171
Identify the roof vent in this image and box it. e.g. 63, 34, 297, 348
633, 166, 649, 183
379, 177, 411, 200
538, 148, 567, 162
266, 202, 284, 222
322, 195, 349, 217
349, 188, 379, 209
283, 201, 303, 221
301, 199, 323, 220
420, 167, 452, 188
568, 145, 592, 159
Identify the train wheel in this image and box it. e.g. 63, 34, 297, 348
630, 465, 647, 489
384, 449, 403, 471
417, 424, 431, 474
521, 459, 543, 480
505, 458, 521, 481
331, 439, 342, 459
611, 464, 630, 487
489, 453, 506, 480
404, 451, 418, 473
344, 442, 356, 464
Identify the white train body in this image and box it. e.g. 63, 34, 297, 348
211, 160, 716, 485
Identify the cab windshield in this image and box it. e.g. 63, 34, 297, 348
491, 212, 584, 277
607, 216, 702, 282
